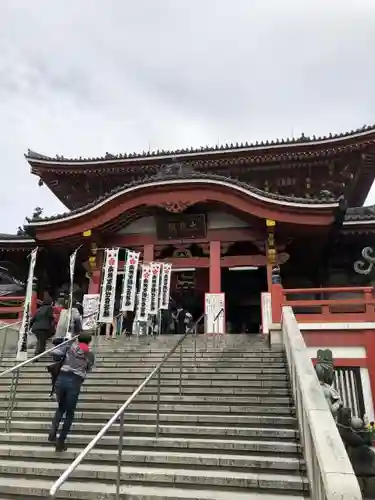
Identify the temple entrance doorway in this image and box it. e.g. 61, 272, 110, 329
222, 266, 267, 333
171, 268, 207, 324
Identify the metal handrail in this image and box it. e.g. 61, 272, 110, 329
0, 320, 22, 364
213, 307, 224, 328
0, 334, 80, 378
0, 321, 22, 331
1, 334, 81, 433
0, 310, 100, 433
50, 312, 205, 498
0, 310, 100, 377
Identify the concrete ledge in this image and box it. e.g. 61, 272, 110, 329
0, 322, 20, 358
282, 306, 362, 500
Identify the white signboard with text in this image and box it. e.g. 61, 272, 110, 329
82, 294, 100, 331
204, 293, 225, 334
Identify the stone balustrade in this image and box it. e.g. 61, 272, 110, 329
282, 306, 362, 499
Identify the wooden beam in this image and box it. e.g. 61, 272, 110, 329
108, 228, 264, 247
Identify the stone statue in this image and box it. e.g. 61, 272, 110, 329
315, 349, 375, 496
315, 349, 342, 417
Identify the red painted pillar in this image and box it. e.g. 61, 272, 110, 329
266, 262, 273, 292
364, 288, 375, 405
364, 329, 375, 408
271, 283, 283, 323
143, 244, 154, 264
209, 241, 221, 293
88, 270, 101, 294
30, 278, 38, 316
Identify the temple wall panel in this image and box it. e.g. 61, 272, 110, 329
207, 211, 249, 230
116, 216, 156, 235
114, 211, 249, 238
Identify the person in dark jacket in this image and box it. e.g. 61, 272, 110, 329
30, 298, 55, 356
174, 303, 187, 335
73, 300, 83, 317
48, 333, 95, 451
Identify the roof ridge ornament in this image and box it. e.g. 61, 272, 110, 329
155, 160, 195, 179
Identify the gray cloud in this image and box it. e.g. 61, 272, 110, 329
1, 0, 375, 232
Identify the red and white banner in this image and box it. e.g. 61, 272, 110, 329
120, 250, 140, 312
159, 263, 172, 310
149, 262, 161, 315
136, 264, 152, 322
98, 248, 119, 323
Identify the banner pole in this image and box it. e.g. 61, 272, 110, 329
16, 247, 38, 361
65, 246, 81, 340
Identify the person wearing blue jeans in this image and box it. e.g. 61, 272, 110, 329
48, 333, 94, 452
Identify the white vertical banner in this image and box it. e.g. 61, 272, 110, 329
204, 293, 225, 334
65, 248, 79, 339
159, 263, 172, 310
120, 250, 140, 312
149, 262, 162, 315
98, 248, 119, 323
136, 264, 152, 322
16, 248, 38, 360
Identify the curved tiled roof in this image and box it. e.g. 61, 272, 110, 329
345, 205, 375, 221
25, 124, 375, 165
0, 234, 35, 244
24, 172, 339, 225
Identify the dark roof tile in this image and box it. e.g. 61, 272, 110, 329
25, 125, 375, 164
345, 206, 375, 221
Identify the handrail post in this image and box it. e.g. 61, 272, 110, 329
116, 412, 125, 500
156, 367, 161, 437
0, 325, 9, 365
179, 343, 183, 396
194, 323, 197, 365
5, 368, 20, 432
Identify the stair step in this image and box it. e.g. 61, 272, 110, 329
0, 477, 307, 499
0, 380, 290, 389
0, 421, 299, 439
0, 393, 293, 404
0, 461, 309, 492
0, 433, 302, 454
0, 444, 305, 471
0, 402, 295, 414
0, 410, 298, 427
0, 387, 291, 396
0, 372, 287, 380
1, 352, 286, 360
0, 366, 288, 374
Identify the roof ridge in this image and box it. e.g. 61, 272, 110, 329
25, 124, 375, 164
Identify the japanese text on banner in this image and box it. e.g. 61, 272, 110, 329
98, 248, 119, 323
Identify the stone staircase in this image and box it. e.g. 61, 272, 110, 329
0, 334, 309, 499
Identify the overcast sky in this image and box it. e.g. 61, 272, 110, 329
1, 0, 375, 233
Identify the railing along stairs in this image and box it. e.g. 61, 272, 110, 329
49, 309, 226, 499
281, 306, 362, 499
0, 310, 100, 432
